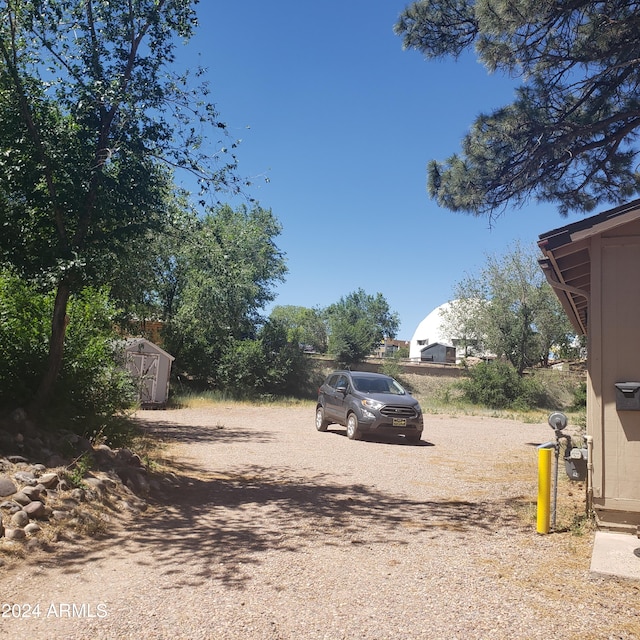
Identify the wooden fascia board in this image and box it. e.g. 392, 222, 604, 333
538, 244, 588, 335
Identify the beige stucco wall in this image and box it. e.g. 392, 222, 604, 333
589, 225, 640, 522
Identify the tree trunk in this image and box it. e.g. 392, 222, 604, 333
29, 281, 71, 416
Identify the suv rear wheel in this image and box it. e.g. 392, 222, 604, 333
346, 412, 361, 440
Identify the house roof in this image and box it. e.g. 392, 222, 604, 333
538, 198, 640, 336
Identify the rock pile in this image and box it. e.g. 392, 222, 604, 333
0, 410, 151, 546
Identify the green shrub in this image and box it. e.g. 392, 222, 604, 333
63, 452, 93, 489
0, 272, 51, 409
517, 373, 549, 411
380, 355, 403, 381
216, 319, 317, 398
0, 271, 136, 432
49, 287, 137, 428
460, 360, 523, 409
572, 381, 587, 409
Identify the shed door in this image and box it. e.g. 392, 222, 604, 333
127, 353, 159, 404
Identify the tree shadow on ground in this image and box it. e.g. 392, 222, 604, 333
135, 419, 277, 445
25, 460, 530, 591
99, 464, 526, 590
9, 418, 529, 590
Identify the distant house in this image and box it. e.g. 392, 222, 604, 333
409, 302, 452, 361
419, 342, 456, 364
121, 338, 174, 406
371, 339, 410, 359
410, 301, 492, 363
539, 198, 640, 531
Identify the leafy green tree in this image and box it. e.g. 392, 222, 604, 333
0, 270, 135, 425
106, 191, 197, 331
442, 244, 576, 373
0, 1, 242, 413
270, 305, 328, 353
439, 297, 489, 358
395, 0, 640, 217
325, 289, 399, 366
217, 319, 313, 397
161, 204, 287, 381
534, 284, 579, 367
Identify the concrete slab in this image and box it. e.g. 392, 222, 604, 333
590, 531, 640, 581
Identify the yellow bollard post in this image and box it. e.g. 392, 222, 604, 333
537, 447, 552, 534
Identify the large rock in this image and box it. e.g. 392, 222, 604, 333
0, 500, 21, 514
21, 486, 42, 501
38, 473, 59, 489
13, 471, 37, 486
83, 477, 106, 493
0, 476, 16, 497
23, 501, 46, 520
115, 448, 138, 465
11, 510, 29, 527
12, 492, 31, 506
5, 528, 26, 541
47, 455, 66, 468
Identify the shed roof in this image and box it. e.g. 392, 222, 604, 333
123, 337, 175, 361
538, 198, 640, 336
420, 342, 453, 352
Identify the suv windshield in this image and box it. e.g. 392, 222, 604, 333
351, 376, 405, 395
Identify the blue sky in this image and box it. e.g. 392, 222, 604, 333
179, 1, 587, 339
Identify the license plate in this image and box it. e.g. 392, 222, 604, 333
392, 418, 407, 427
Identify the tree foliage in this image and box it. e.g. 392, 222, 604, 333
325, 289, 399, 366
460, 360, 524, 409
217, 319, 314, 398
0, 270, 135, 425
160, 204, 287, 381
0, 1, 243, 412
395, 0, 640, 217
460, 359, 548, 410
270, 305, 328, 353
440, 243, 576, 373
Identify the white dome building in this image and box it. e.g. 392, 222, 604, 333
409, 302, 454, 361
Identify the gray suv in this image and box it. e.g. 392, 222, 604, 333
316, 370, 423, 443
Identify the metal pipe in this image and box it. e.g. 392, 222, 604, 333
552, 432, 572, 530
585, 435, 594, 518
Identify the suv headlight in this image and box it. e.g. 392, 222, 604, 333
361, 398, 383, 411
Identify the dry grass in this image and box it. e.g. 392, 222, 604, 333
398, 370, 587, 427
169, 389, 315, 409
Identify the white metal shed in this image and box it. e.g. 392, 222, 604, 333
123, 338, 175, 406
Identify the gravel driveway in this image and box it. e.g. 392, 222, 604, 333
1, 405, 639, 639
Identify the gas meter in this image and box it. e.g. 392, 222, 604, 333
565, 444, 588, 481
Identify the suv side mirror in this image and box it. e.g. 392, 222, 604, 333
336, 384, 347, 394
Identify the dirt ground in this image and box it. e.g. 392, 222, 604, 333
0, 405, 639, 640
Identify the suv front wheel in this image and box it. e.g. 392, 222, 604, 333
315, 406, 329, 432
346, 412, 361, 440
